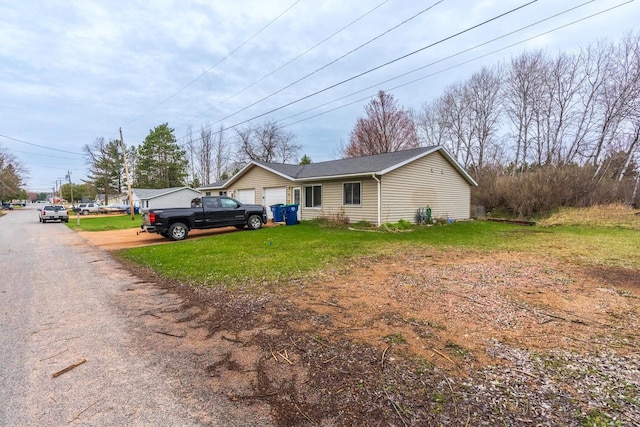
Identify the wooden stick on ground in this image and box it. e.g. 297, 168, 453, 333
52, 358, 87, 378
432, 348, 455, 364
381, 345, 392, 369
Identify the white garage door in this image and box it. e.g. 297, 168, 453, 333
235, 189, 255, 205
264, 187, 287, 219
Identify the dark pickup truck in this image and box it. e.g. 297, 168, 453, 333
141, 196, 267, 241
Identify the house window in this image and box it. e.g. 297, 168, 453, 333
343, 182, 361, 206
218, 191, 227, 196
304, 185, 322, 208
205, 191, 211, 196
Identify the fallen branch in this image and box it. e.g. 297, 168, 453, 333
381, 344, 392, 369
40, 348, 68, 362
515, 369, 537, 379
52, 359, 87, 378
277, 350, 293, 365
305, 333, 331, 348
221, 335, 244, 344
68, 397, 103, 424
294, 403, 316, 426
432, 348, 455, 364
445, 290, 487, 306
289, 336, 306, 353
384, 390, 408, 427
155, 330, 185, 338
322, 355, 338, 364
323, 301, 347, 310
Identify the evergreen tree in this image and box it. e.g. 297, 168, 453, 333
299, 154, 312, 165
136, 123, 188, 188
83, 137, 122, 203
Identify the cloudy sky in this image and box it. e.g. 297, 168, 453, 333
1, 0, 638, 193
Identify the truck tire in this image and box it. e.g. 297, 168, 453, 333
247, 215, 263, 230
168, 222, 188, 241
82, 210, 89, 215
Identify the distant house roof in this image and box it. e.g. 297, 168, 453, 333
133, 187, 200, 200
199, 146, 477, 190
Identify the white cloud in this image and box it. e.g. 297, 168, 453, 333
0, 0, 638, 190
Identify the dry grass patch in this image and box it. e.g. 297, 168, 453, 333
539, 203, 640, 229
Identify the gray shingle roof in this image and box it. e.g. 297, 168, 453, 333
199, 145, 477, 189
256, 146, 440, 179
133, 187, 199, 200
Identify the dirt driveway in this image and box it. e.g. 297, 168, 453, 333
79, 226, 640, 425
77, 225, 251, 250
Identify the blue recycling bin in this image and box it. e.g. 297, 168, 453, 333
284, 204, 299, 225
270, 204, 284, 222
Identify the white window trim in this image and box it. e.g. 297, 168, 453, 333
303, 184, 322, 209
342, 181, 362, 207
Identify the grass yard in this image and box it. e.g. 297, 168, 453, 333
66, 213, 143, 231
110, 206, 640, 425
116, 217, 640, 289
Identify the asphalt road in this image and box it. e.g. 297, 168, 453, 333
0, 206, 217, 426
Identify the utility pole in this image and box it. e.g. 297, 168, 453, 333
119, 128, 136, 220
66, 171, 74, 206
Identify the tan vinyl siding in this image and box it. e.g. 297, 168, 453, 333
227, 166, 295, 205
381, 151, 471, 222
300, 178, 378, 223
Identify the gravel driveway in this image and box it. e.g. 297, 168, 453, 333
0, 207, 271, 426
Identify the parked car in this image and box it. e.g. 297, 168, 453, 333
74, 202, 103, 215
141, 196, 267, 240
1, 203, 13, 210
39, 205, 69, 223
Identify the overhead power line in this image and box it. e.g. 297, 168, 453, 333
187, 0, 442, 127
122, 0, 304, 127
278, 0, 604, 126
177, 0, 539, 145
184, 0, 392, 125
0, 133, 83, 156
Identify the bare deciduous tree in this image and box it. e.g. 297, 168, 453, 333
502, 51, 547, 173
236, 120, 300, 163
343, 91, 419, 158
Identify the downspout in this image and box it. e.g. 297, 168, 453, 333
372, 174, 381, 227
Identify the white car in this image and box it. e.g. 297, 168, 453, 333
39, 205, 69, 223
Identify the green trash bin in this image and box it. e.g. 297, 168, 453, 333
283, 204, 299, 225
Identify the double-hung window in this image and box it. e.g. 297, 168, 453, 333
304, 185, 322, 208
343, 182, 361, 206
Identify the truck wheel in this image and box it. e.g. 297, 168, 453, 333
247, 215, 263, 230
168, 222, 188, 241
42, 219, 46, 223
82, 210, 89, 215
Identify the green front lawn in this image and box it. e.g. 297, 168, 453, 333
66, 214, 143, 231
115, 220, 640, 290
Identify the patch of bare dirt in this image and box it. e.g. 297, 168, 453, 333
78, 223, 280, 250
104, 227, 640, 425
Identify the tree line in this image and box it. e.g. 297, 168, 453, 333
80, 32, 639, 216
419, 32, 640, 215
78, 120, 302, 203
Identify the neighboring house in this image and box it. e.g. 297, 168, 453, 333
198, 146, 477, 225
130, 187, 201, 211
